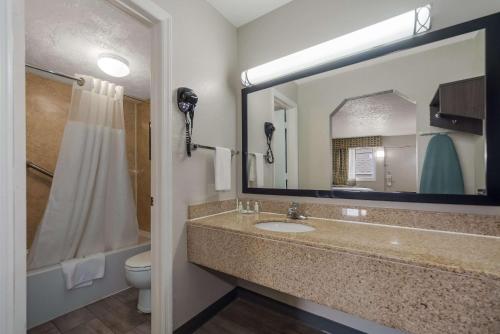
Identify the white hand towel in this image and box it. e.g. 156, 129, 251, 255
254, 153, 264, 188
215, 147, 232, 191
61, 253, 105, 290
248, 153, 256, 182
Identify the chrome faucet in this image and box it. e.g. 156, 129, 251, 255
287, 202, 306, 220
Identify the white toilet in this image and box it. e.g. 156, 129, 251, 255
125, 251, 151, 313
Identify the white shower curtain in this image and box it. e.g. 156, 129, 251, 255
28, 75, 138, 270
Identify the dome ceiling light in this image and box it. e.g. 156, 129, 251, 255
97, 53, 130, 78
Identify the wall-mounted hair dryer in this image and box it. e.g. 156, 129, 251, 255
264, 122, 275, 164
177, 87, 198, 156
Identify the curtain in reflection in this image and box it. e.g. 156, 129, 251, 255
332, 147, 349, 185
331, 136, 382, 185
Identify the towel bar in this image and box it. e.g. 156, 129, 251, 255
190, 143, 239, 157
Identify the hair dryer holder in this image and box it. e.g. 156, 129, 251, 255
177, 87, 198, 157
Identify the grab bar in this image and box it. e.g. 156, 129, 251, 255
26, 161, 54, 178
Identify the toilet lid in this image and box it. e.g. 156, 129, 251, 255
125, 251, 151, 270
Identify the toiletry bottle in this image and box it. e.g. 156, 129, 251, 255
254, 201, 259, 214
238, 201, 243, 213
246, 201, 250, 212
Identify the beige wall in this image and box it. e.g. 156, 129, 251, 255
275, 81, 298, 104
237, 1, 500, 332
25, 72, 150, 247
150, 0, 238, 328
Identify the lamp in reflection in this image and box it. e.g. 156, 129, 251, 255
342, 208, 368, 217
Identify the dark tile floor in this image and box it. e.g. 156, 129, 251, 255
30, 292, 330, 334
28, 289, 150, 334
194, 298, 323, 334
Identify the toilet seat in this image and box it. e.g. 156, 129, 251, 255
125, 251, 151, 272
125, 251, 151, 313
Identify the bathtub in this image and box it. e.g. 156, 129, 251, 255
27, 236, 150, 329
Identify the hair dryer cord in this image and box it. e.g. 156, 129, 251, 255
185, 115, 192, 157
265, 138, 274, 164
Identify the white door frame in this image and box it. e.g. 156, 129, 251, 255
0, 0, 173, 333
271, 89, 299, 189
1, 0, 26, 333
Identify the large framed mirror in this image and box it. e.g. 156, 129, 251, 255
242, 13, 500, 205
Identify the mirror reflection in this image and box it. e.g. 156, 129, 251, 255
246, 30, 486, 195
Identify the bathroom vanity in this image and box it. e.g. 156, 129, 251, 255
187, 210, 500, 334
188, 12, 500, 334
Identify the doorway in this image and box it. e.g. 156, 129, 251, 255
272, 90, 298, 189
0, 0, 173, 333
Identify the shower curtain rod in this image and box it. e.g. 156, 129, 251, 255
26, 64, 147, 103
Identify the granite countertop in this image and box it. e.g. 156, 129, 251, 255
189, 211, 500, 280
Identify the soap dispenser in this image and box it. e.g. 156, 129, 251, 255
254, 201, 260, 214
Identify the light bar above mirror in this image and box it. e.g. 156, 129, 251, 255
241, 5, 431, 87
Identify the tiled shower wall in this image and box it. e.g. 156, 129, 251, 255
123, 97, 151, 233
26, 72, 150, 248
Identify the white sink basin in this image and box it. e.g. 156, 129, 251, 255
254, 221, 315, 233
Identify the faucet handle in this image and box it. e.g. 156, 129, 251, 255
287, 202, 306, 220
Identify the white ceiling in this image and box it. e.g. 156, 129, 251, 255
331, 91, 417, 138
206, 0, 294, 27
26, 0, 151, 100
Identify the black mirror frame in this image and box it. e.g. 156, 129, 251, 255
242, 12, 500, 205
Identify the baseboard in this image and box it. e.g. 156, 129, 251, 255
237, 287, 365, 334
173, 288, 239, 334
174, 287, 364, 334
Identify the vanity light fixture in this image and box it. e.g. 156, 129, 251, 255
241, 5, 431, 87
97, 53, 130, 78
